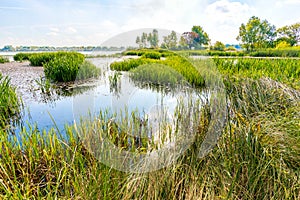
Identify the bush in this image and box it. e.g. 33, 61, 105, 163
0, 56, 9, 63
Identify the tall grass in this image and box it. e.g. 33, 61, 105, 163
0, 73, 22, 130
0, 56, 9, 63
1, 52, 299, 199
214, 58, 300, 89
0, 76, 299, 199
111, 56, 205, 87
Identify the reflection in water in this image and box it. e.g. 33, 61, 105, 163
16, 58, 206, 142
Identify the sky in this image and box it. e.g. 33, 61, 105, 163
1, 0, 300, 47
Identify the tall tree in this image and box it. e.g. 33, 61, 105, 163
191, 26, 210, 47
148, 29, 159, 48
277, 22, 300, 46
161, 30, 178, 49
136, 36, 143, 48
237, 16, 277, 51
141, 32, 148, 48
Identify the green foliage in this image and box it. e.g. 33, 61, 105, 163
130, 63, 185, 86
210, 41, 226, 51
214, 58, 300, 89
29, 53, 56, 66
191, 25, 210, 46
110, 58, 151, 71
76, 61, 101, 80
111, 54, 204, 87
277, 22, 300, 46
0, 56, 9, 63
249, 48, 300, 57
276, 41, 291, 49
208, 51, 245, 57
0, 73, 22, 129
141, 52, 161, 59
29, 52, 84, 67
161, 30, 178, 49
43, 53, 89, 82
0, 76, 299, 199
13, 53, 33, 62
237, 16, 277, 51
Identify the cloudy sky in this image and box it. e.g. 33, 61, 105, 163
1, 0, 300, 47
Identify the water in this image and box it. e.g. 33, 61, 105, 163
15, 57, 203, 137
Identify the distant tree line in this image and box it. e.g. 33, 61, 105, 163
136, 17, 300, 51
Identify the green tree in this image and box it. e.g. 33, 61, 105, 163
178, 36, 188, 49
237, 16, 277, 51
148, 29, 159, 48
191, 26, 210, 47
141, 32, 148, 48
211, 41, 226, 51
136, 36, 143, 48
277, 23, 300, 46
161, 30, 178, 49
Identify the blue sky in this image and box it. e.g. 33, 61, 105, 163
1, 0, 300, 46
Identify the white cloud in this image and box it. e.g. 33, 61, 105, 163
66, 27, 77, 34
203, 0, 254, 43
276, 0, 300, 6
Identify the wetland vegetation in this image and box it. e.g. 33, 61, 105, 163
1, 15, 300, 198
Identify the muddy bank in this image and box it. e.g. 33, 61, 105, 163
0, 62, 44, 102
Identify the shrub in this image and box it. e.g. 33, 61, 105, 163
0, 56, 9, 63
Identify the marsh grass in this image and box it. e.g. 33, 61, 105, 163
1, 77, 299, 199
1, 52, 299, 199
214, 58, 300, 89
130, 63, 187, 87
111, 55, 205, 87
0, 73, 22, 130
0, 56, 9, 63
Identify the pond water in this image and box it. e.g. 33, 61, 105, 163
14, 57, 204, 138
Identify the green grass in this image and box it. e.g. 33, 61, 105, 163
214, 58, 300, 89
130, 63, 187, 87
249, 47, 300, 57
111, 55, 205, 87
0, 73, 22, 130
14, 52, 100, 82
0, 56, 9, 63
